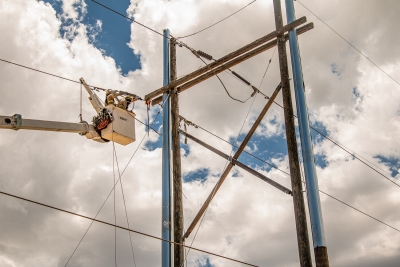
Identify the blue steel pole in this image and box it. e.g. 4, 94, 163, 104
162, 29, 171, 267
284, 1, 330, 266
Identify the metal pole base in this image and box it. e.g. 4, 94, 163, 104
314, 246, 329, 267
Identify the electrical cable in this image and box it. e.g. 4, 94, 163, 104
0, 58, 114, 94
259, 44, 277, 88
0, 190, 258, 267
199, 67, 400, 187
0, 58, 80, 84
177, 0, 257, 39
65, 97, 169, 266
179, 115, 288, 176
271, 101, 400, 189
198, 56, 246, 103
179, 116, 400, 234
90, 0, 168, 39
296, 0, 400, 88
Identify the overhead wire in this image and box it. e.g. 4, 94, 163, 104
90, 0, 167, 39
296, 0, 400, 88
0, 58, 117, 94
180, 114, 400, 235
0, 58, 80, 84
209, 45, 400, 189
270, 101, 400, 189
177, 0, 257, 39
4, 0, 399, 258
0, 190, 258, 266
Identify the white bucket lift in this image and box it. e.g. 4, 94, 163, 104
101, 105, 136, 145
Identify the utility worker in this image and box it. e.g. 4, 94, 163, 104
105, 90, 115, 105
125, 96, 133, 110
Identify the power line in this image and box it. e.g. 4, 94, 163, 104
271, 101, 400, 189
223, 66, 400, 188
90, 0, 167, 39
0, 58, 80, 84
296, 0, 400, 88
177, 0, 257, 39
259, 44, 278, 88
0, 190, 257, 267
0, 58, 111, 92
318, 190, 400, 234
179, 115, 400, 234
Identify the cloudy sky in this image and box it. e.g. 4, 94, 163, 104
0, 0, 399, 266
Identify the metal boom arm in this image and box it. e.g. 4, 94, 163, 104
0, 114, 103, 142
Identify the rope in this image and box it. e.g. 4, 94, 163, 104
113, 143, 137, 267
65, 96, 170, 265
79, 82, 83, 122
112, 137, 118, 267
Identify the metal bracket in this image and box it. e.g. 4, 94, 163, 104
11, 114, 22, 130
79, 121, 89, 136
228, 156, 235, 165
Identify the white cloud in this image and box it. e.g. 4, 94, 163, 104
0, 0, 399, 266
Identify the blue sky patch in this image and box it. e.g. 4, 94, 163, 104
195, 257, 214, 267
183, 168, 209, 183
42, 0, 141, 75
375, 155, 400, 177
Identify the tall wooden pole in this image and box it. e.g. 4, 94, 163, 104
170, 38, 184, 267
285, 1, 330, 266
273, 1, 313, 266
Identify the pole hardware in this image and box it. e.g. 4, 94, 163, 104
150, 22, 313, 105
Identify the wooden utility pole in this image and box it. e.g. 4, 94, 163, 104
170, 38, 184, 267
273, 0, 313, 266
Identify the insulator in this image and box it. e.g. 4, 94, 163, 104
197, 50, 213, 61
232, 71, 251, 85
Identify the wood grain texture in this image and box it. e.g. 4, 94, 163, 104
273, 1, 313, 266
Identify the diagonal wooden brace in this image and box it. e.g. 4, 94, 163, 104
182, 82, 282, 239
179, 129, 292, 195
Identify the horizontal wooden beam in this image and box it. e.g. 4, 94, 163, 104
152, 22, 313, 105
145, 16, 307, 101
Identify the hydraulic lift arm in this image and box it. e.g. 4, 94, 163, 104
0, 114, 105, 143
80, 78, 104, 114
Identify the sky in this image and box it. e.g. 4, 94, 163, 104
0, 0, 399, 266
